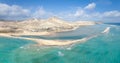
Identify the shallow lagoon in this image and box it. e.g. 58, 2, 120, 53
22, 24, 106, 40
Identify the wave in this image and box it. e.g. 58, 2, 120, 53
58, 51, 64, 56
102, 27, 110, 33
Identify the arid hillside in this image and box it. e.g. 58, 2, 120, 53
0, 17, 97, 34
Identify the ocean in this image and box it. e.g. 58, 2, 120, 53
0, 24, 120, 63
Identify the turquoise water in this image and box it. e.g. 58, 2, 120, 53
0, 37, 36, 63
0, 24, 120, 63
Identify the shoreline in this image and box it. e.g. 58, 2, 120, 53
0, 33, 83, 46
0, 26, 109, 46
0, 31, 100, 46
0, 25, 109, 46
0, 26, 82, 46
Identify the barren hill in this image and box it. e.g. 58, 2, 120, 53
0, 17, 97, 34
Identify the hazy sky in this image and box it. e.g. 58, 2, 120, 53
0, 0, 120, 22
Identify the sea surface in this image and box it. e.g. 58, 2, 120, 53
0, 24, 120, 63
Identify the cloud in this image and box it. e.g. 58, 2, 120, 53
33, 7, 46, 17
72, 10, 120, 21
0, 3, 30, 20
74, 9, 85, 17
55, 2, 120, 22
103, 11, 120, 17
84, 2, 96, 10
32, 7, 54, 18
